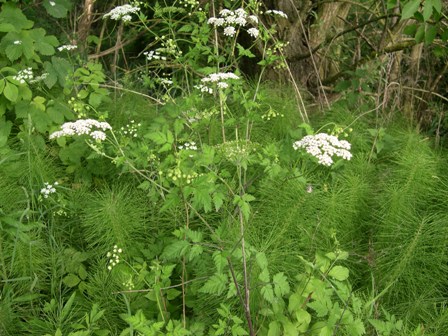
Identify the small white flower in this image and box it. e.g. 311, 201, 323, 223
217, 82, 229, 89
248, 15, 258, 24
13, 40, 22, 45
265, 9, 288, 19
49, 1, 56, 6
247, 28, 259, 38
58, 44, 77, 52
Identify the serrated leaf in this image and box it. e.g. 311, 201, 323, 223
256, 252, 269, 270
199, 273, 227, 295
231, 324, 249, 335
328, 265, 349, 281
5, 44, 22, 61
261, 283, 275, 303
273, 272, 290, 297
161, 240, 190, 260
188, 244, 203, 261
401, 0, 421, 20
213, 251, 227, 273
308, 299, 328, 317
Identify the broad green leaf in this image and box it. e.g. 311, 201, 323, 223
5, 44, 22, 61
3, 81, 18, 102
295, 309, 311, 332
401, 0, 421, 20
425, 24, 437, 45
47, 106, 65, 124
0, 79, 5, 94
43, 0, 72, 18
0, 4, 34, 31
63, 274, 81, 287
415, 24, 425, 43
422, 0, 433, 21
432, 0, 442, 13
267, 321, 282, 336
328, 265, 349, 281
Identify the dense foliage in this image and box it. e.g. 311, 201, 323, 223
0, 1, 448, 335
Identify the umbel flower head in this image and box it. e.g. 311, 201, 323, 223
293, 133, 352, 166
49, 119, 112, 141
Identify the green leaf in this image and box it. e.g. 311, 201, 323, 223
188, 244, 204, 261
47, 106, 65, 124
0, 119, 12, 147
401, 0, 421, 20
60, 292, 76, 321
161, 240, 190, 260
422, 0, 433, 21
328, 265, 349, 281
295, 309, 311, 332
237, 43, 255, 58
261, 283, 275, 303
213, 251, 227, 273
267, 321, 282, 336
425, 24, 437, 45
5, 44, 22, 61
256, 252, 269, 270
0, 3, 34, 31
3, 81, 18, 102
404, 23, 418, 36
432, 0, 442, 13
63, 274, 81, 287
43, 0, 72, 18
273, 272, 290, 297
199, 273, 227, 295
415, 24, 425, 43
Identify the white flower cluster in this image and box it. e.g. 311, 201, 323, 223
107, 245, 123, 270
293, 133, 352, 166
103, 4, 140, 22
58, 44, 77, 52
120, 120, 140, 138
195, 72, 240, 94
13, 68, 33, 84
265, 10, 288, 19
13, 40, 21, 45
40, 181, 59, 198
178, 141, 197, 150
49, 119, 112, 141
29, 73, 49, 84
208, 8, 259, 39
143, 50, 166, 61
